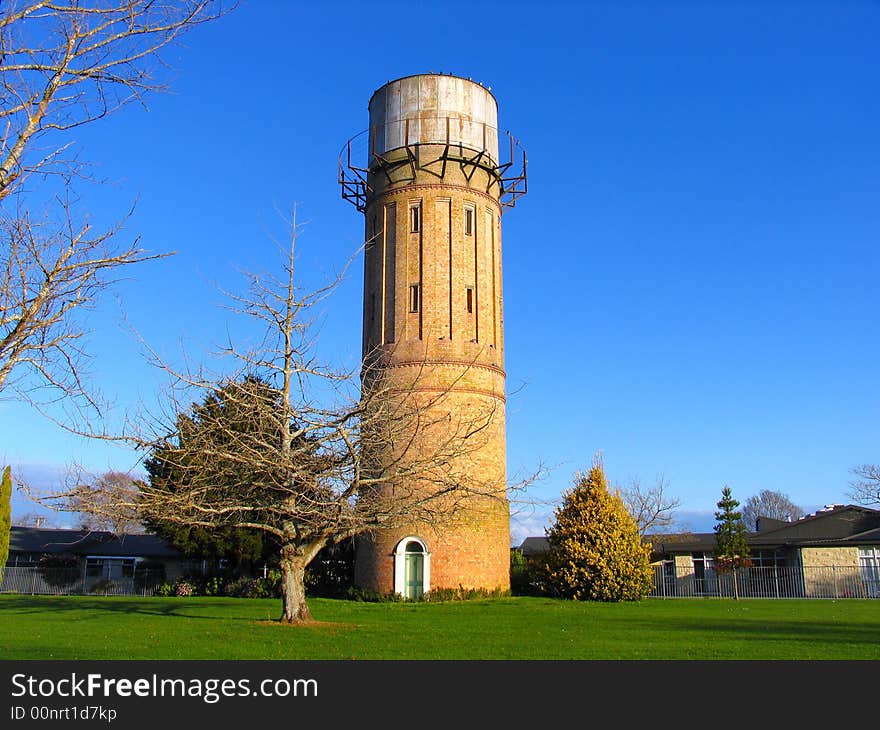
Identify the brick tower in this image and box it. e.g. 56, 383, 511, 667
339, 73, 527, 597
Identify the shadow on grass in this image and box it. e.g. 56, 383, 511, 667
0, 594, 264, 621
621, 614, 880, 651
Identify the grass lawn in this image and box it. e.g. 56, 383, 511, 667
1, 594, 878, 660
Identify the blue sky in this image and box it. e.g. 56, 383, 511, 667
2, 0, 878, 544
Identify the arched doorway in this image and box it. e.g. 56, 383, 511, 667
393, 537, 430, 598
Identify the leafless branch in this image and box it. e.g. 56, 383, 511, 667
59, 469, 144, 533
25, 207, 536, 623
849, 464, 880, 507
0, 193, 169, 412
740, 489, 804, 531
0, 1, 231, 199
617, 475, 682, 536
0, 1, 231, 412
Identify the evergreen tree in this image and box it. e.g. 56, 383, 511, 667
142, 376, 286, 573
713, 485, 751, 599
544, 457, 653, 601
0, 465, 11, 582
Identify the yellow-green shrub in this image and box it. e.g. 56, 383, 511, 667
544, 459, 653, 602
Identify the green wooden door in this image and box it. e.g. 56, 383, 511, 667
405, 552, 424, 599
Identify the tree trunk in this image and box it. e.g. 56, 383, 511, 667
733, 569, 739, 600
279, 551, 313, 624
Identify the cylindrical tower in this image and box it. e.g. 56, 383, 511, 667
340, 73, 527, 597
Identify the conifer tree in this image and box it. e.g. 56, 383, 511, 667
0, 466, 11, 582
713, 485, 751, 599
544, 457, 653, 601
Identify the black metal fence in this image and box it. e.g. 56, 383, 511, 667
649, 564, 880, 599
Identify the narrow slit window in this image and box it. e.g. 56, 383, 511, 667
464, 207, 474, 236
367, 215, 377, 249
409, 284, 421, 313
409, 204, 421, 233
466, 287, 474, 314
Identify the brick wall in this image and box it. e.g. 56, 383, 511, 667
355, 146, 511, 594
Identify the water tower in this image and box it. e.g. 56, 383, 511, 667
339, 73, 527, 597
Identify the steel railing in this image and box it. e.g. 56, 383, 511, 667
649, 564, 880, 599
4, 564, 878, 599
0, 567, 167, 597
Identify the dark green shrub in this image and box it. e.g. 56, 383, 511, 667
421, 586, 508, 602
345, 587, 404, 603
177, 574, 207, 595
134, 560, 167, 592
154, 577, 196, 597
249, 570, 281, 598
345, 585, 508, 603
510, 550, 546, 596
90, 579, 117, 595
154, 581, 176, 597
304, 541, 354, 597
202, 576, 227, 596
38, 554, 80, 589
223, 576, 253, 597
221, 573, 280, 598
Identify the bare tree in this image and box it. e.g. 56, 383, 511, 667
30, 210, 521, 624
14, 511, 57, 527
617, 475, 681, 535
0, 1, 228, 410
0, 1, 229, 201
64, 469, 144, 534
849, 464, 880, 507
741, 489, 804, 532
0, 197, 163, 407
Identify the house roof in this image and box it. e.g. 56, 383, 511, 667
846, 526, 880, 544
516, 505, 880, 558
755, 516, 789, 532
748, 504, 880, 542
518, 536, 549, 557
645, 532, 717, 554
648, 504, 880, 557
8, 527, 182, 559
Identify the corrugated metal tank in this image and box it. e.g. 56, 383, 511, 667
368, 74, 499, 163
